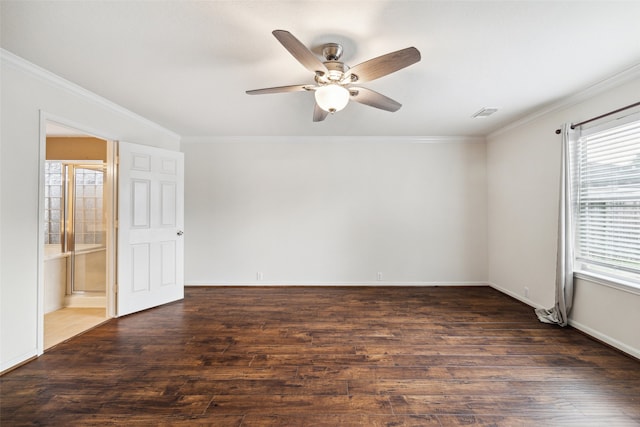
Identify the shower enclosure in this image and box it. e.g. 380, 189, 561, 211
44, 160, 106, 305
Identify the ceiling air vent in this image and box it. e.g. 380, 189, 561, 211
472, 108, 498, 118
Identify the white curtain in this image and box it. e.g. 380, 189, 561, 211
536, 124, 575, 326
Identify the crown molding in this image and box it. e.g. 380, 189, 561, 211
488, 62, 640, 139
181, 135, 486, 144
1, 48, 180, 140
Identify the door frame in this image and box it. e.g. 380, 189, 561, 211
37, 111, 117, 355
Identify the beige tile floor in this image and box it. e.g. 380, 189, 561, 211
44, 307, 109, 350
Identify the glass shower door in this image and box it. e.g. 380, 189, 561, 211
69, 165, 106, 294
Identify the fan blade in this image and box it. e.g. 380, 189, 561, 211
246, 84, 311, 95
349, 87, 402, 112
346, 47, 420, 83
272, 30, 328, 75
313, 103, 329, 122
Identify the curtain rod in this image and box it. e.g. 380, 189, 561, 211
554, 100, 640, 134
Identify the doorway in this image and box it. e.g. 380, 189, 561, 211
37, 114, 184, 355
41, 120, 115, 350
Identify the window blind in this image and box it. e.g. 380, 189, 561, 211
575, 118, 640, 284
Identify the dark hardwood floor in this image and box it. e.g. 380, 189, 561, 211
1, 286, 639, 426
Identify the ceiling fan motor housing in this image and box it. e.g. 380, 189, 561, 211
322, 43, 343, 61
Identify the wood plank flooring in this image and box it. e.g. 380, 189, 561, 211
1, 286, 639, 426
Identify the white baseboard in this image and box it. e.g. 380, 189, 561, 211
1, 350, 37, 374
487, 281, 546, 309
185, 281, 489, 287
568, 318, 640, 360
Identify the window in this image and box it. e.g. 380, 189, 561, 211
44, 161, 64, 245
573, 115, 640, 287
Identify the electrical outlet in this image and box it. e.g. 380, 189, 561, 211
377, 272, 383, 281
524, 287, 529, 298
257, 272, 263, 281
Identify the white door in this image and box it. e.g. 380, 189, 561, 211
117, 141, 184, 316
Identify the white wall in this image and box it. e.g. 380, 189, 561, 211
0, 50, 180, 372
487, 75, 640, 358
182, 137, 487, 286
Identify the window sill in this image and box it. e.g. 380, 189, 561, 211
574, 271, 640, 296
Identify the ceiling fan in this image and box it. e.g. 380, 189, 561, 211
246, 30, 421, 122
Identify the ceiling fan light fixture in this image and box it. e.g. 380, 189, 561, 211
315, 84, 350, 113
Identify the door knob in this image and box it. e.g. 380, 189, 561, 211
177, 230, 184, 236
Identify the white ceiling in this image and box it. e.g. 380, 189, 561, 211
2, 1, 640, 138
